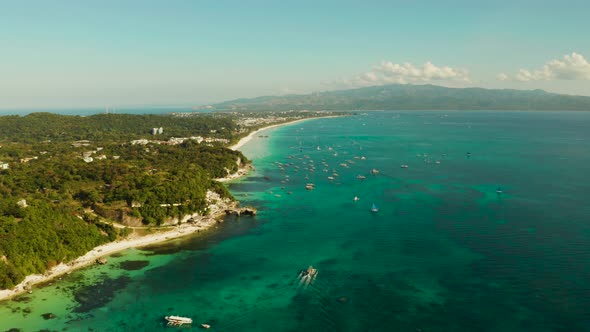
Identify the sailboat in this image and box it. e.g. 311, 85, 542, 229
371, 203, 379, 212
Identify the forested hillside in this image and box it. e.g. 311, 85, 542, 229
0, 112, 248, 289
211, 83, 590, 111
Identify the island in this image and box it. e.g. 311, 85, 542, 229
0, 110, 342, 300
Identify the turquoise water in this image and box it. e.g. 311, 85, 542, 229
1, 111, 590, 331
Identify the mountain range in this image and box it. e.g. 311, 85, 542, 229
208, 84, 590, 111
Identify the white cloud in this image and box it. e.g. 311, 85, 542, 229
332, 60, 470, 88
496, 73, 509, 81
500, 52, 590, 82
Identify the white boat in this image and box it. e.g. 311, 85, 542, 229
400, 164, 409, 168
165, 315, 193, 326
354, 196, 360, 201
371, 203, 379, 212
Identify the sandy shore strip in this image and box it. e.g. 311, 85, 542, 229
229, 116, 339, 151
0, 192, 235, 302
0, 223, 212, 301
217, 115, 339, 182
0, 115, 341, 301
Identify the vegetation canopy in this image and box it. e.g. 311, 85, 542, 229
0, 112, 250, 289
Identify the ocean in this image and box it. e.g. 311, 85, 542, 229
1, 110, 589, 331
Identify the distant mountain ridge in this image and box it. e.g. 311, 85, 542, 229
209, 84, 590, 111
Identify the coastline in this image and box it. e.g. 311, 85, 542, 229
0, 191, 236, 302
0, 115, 336, 302
228, 117, 320, 151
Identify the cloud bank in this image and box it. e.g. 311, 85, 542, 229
498, 52, 590, 82
333, 61, 470, 88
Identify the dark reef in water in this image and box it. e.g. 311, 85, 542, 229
41, 313, 56, 320
119, 260, 149, 271
73, 276, 131, 313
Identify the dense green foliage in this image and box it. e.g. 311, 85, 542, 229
0, 202, 115, 289
0, 112, 237, 144
212, 83, 590, 111
0, 112, 249, 289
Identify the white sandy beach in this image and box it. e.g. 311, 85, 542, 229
217, 116, 334, 182
0, 191, 236, 302
228, 117, 318, 151
0, 115, 337, 302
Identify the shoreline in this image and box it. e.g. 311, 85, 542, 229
228, 117, 322, 151
217, 115, 340, 182
0, 115, 338, 302
0, 192, 236, 302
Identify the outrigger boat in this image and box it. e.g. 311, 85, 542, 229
297, 266, 318, 288
165, 315, 193, 327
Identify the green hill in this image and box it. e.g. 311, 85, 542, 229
211, 84, 590, 111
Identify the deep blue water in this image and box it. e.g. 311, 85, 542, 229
1, 111, 589, 332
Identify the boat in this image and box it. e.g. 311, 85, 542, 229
354, 196, 360, 201
165, 316, 193, 326
201, 323, 211, 329
371, 168, 379, 174
496, 186, 503, 194
400, 164, 409, 168
297, 266, 318, 288
305, 183, 315, 190
356, 175, 366, 180
371, 203, 379, 212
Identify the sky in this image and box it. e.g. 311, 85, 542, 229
1, 0, 590, 109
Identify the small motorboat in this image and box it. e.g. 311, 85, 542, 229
354, 196, 360, 201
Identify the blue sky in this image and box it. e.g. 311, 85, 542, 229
1, 0, 590, 109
